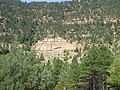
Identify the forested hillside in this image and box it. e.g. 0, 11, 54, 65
0, 0, 120, 90
0, 0, 120, 52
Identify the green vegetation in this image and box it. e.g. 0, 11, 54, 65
107, 55, 120, 90
1, 45, 120, 90
0, 0, 120, 47
0, 0, 120, 90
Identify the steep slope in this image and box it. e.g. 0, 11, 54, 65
0, 0, 120, 54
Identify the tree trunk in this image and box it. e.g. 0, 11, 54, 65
63, 86, 67, 90
117, 84, 120, 90
92, 74, 96, 90
104, 82, 107, 90
103, 75, 107, 90
93, 81, 96, 90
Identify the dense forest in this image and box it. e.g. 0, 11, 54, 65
0, 0, 120, 90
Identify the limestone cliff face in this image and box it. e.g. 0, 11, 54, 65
32, 37, 77, 60
33, 37, 77, 51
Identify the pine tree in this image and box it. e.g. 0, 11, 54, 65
107, 55, 120, 90
80, 45, 113, 90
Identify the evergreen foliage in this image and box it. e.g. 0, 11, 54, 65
0, 0, 120, 89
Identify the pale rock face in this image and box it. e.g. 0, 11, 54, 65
32, 37, 77, 60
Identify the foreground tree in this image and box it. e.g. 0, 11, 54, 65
80, 45, 113, 90
0, 48, 45, 90
56, 61, 72, 90
107, 54, 120, 90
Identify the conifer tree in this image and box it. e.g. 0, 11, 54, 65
80, 45, 113, 90
107, 55, 120, 90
